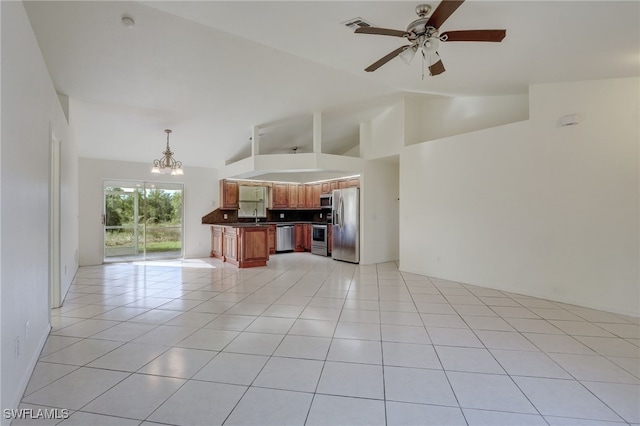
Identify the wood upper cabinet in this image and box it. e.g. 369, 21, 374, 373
297, 184, 306, 208
272, 183, 289, 209
220, 180, 239, 209
338, 179, 349, 189
312, 184, 321, 208
348, 177, 360, 188
304, 185, 314, 209
330, 180, 338, 192
288, 184, 299, 208
321, 182, 331, 194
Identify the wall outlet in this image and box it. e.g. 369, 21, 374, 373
25, 321, 30, 341
223, 213, 228, 220
280, 213, 284, 219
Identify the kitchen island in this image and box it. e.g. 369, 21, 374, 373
210, 224, 270, 268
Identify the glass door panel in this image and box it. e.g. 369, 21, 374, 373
104, 182, 144, 260
104, 180, 183, 262
143, 183, 183, 259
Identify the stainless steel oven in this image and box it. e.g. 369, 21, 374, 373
311, 224, 328, 256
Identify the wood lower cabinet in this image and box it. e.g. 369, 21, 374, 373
211, 225, 269, 268
210, 226, 224, 259
294, 224, 305, 252
267, 224, 276, 255
220, 180, 239, 209
294, 223, 312, 252
222, 227, 238, 264
303, 224, 311, 251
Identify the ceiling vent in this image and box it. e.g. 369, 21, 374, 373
342, 18, 373, 30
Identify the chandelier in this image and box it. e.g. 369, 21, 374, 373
151, 129, 183, 175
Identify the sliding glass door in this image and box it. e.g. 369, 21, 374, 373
103, 180, 183, 262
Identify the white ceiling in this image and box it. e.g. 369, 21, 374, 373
24, 1, 640, 171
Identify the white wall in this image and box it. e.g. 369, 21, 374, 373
0, 1, 78, 418
400, 77, 639, 317
363, 101, 405, 160
78, 158, 217, 266
360, 158, 400, 265
408, 94, 529, 145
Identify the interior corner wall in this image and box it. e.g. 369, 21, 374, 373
364, 101, 405, 160
400, 77, 639, 317
78, 158, 218, 266
1, 1, 76, 419
360, 158, 400, 265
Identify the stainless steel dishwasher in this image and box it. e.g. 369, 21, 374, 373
276, 225, 295, 252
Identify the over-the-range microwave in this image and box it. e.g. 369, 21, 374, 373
319, 194, 332, 209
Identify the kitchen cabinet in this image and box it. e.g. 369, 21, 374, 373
312, 184, 321, 208
297, 184, 306, 208
220, 179, 239, 209
338, 179, 349, 189
321, 182, 331, 194
211, 225, 269, 268
210, 226, 224, 259
267, 224, 276, 255
294, 224, 305, 252
222, 227, 238, 263
272, 183, 289, 209
305, 185, 314, 209
348, 177, 360, 188
288, 184, 299, 208
304, 223, 312, 251
330, 180, 338, 192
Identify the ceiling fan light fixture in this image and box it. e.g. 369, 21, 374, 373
422, 37, 439, 54
398, 45, 418, 65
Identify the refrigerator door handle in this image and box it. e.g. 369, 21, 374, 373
340, 198, 345, 228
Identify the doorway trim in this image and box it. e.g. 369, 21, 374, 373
49, 124, 61, 309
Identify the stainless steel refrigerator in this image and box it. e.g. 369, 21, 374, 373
331, 188, 359, 263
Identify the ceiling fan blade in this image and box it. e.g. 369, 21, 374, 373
426, 0, 465, 29
355, 27, 408, 38
429, 58, 446, 76
365, 46, 409, 72
441, 29, 506, 42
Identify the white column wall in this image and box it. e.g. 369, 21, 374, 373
0, 2, 78, 418
78, 158, 217, 266
400, 77, 639, 317
360, 158, 400, 265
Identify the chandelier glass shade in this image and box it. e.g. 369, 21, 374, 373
151, 129, 183, 175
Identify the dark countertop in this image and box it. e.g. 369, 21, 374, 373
206, 221, 326, 228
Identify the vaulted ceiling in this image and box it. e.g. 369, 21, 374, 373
24, 1, 640, 170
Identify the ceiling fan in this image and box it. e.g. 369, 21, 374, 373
355, 0, 506, 77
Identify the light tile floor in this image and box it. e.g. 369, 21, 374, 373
17, 253, 640, 426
